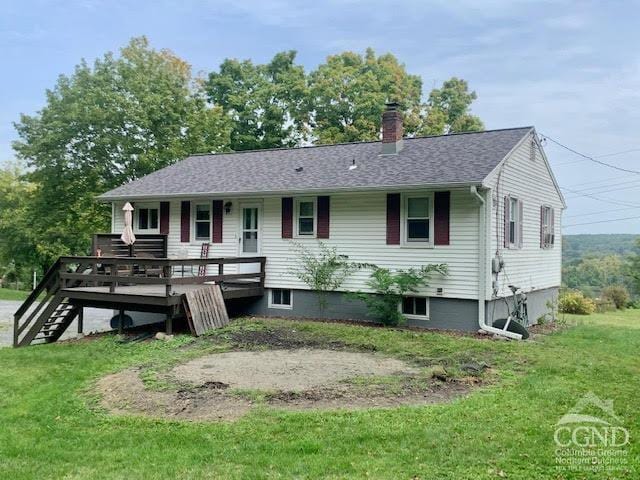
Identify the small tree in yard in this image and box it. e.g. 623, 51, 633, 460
355, 265, 448, 326
602, 285, 630, 310
291, 242, 370, 310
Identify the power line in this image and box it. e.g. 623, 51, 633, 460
564, 206, 639, 219
566, 174, 630, 188
564, 182, 640, 199
561, 178, 640, 194
596, 148, 640, 158
561, 186, 640, 208
563, 215, 640, 228
542, 133, 640, 174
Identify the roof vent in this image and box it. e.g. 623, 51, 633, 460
349, 158, 357, 171
295, 166, 303, 172
381, 102, 404, 155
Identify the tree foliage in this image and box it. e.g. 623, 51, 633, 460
12, 37, 231, 265
0, 164, 38, 273
308, 48, 424, 144
206, 51, 309, 151
420, 78, 484, 135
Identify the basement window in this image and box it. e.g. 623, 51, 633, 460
136, 205, 159, 233
269, 289, 293, 309
401, 296, 429, 319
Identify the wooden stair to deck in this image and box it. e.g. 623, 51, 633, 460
25, 298, 79, 345
14, 259, 81, 347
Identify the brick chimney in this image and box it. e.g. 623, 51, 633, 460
381, 102, 403, 154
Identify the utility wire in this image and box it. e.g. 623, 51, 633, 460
564, 215, 640, 228
564, 182, 640, 199
566, 174, 630, 188
564, 206, 639, 219
561, 186, 640, 208
542, 133, 640, 174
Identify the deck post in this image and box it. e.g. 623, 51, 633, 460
165, 314, 173, 335
110, 263, 117, 293
77, 307, 84, 334
260, 258, 266, 289
163, 265, 172, 296
118, 309, 124, 334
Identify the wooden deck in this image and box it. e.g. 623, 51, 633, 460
13, 253, 266, 346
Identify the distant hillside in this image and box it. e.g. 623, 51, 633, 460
563, 234, 639, 263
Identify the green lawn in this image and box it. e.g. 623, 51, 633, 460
0, 287, 30, 301
0, 312, 638, 479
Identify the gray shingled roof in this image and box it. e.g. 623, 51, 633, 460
99, 127, 533, 200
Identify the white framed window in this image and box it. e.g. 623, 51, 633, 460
136, 204, 159, 233
269, 288, 293, 309
541, 205, 555, 248
509, 197, 518, 246
401, 296, 429, 319
295, 198, 316, 237
402, 193, 434, 246
194, 203, 211, 241
506, 196, 523, 248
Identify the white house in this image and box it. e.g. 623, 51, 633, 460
99, 103, 566, 333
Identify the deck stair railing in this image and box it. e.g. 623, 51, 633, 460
13, 260, 85, 347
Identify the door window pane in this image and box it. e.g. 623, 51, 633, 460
243, 232, 258, 253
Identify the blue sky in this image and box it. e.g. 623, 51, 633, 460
1, 0, 639, 234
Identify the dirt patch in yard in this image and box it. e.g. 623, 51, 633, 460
95, 348, 474, 421
172, 349, 418, 391
96, 369, 253, 421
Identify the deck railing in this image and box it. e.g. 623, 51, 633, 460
58, 255, 266, 296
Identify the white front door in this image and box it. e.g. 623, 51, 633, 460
238, 203, 261, 273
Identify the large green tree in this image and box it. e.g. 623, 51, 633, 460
307, 49, 483, 143
0, 164, 38, 277
206, 51, 308, 151
308, 48, 423, 144
419, 77, 484, 135
13, 37, 231, 264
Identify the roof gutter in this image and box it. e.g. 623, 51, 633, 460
97, 181, 485, 202
470, 185, 522, 340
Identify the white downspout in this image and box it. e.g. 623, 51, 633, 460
470, 186, 522, 340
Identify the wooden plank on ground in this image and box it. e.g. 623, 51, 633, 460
182, 284, 229, 336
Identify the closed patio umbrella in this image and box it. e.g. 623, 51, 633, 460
121, 202, 136, 255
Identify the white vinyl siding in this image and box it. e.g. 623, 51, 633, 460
485, 135, 564, 298
112, 187, 481, 299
